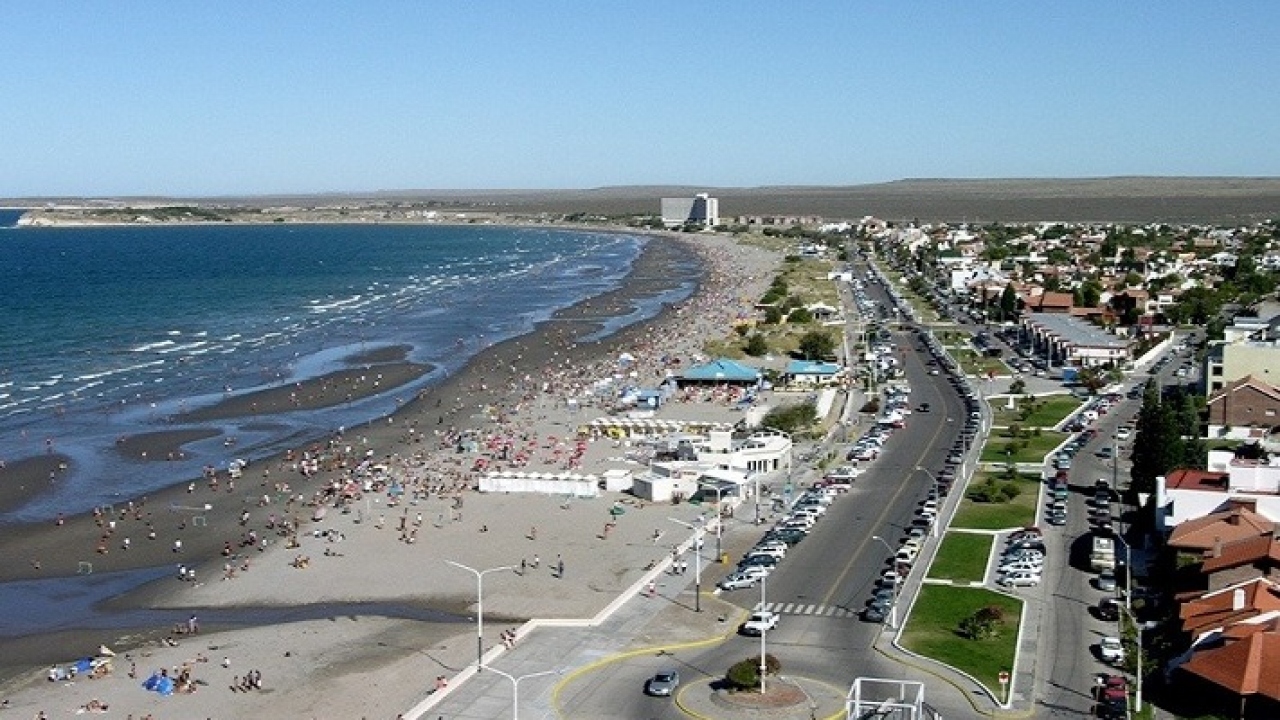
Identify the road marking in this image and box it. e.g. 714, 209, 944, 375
820, 353, 953, 607
757, 602, 858, 619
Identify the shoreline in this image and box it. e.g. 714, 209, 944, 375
0, 229, 783, 718
0, 231, 698, 583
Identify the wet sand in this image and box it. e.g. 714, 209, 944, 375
0, 454, 72, 516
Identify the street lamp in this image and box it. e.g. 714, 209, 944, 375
446, 560, 515, 671
759, 573, 768, 693
871, 535, 900, 629
1116, 602, 1144, 714
669, 517, 705, 612
481, 664, 559, 720
701, 483, 724, 561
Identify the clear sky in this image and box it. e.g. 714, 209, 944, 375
4, 1, 1278, 197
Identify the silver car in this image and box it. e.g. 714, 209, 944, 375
645, 670, 680, 697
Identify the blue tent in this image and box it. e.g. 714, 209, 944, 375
143, 672, 175, 696
680, 358, 761, 384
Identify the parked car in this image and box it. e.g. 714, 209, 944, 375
1096, 569, 1118, 592
1097, 636, 1125, 664
998, 571, 1042, 587
1095, 598, 1120, 621
718, 569, 766, 591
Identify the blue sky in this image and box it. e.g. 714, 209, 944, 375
3, 2, 1278, 196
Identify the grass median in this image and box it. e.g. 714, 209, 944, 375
991, 395, 1081, 428
927, 532, 993, 583
952, 473, 1042, 530
980, 431, 1067, 464
901, 585, 1023, 695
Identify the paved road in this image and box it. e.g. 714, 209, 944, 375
547, 262, 981, 717
1036, 343, 1195, 719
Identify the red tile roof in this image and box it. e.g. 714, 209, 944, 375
1182, 621, 1280, 700
1165, 468, 1231, 491
1200, 535, 1280, 574
1180, 578, 1280, 636
1169, 505, 1274, 551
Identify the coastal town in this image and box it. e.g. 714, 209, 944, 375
2, 196, 1280, 719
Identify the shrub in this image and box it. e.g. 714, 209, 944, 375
787, 307, 814, 324
743, 333, 770, 357
761, 401, 817, 435
725, 654, 781, 691
958, 605, 1006, 640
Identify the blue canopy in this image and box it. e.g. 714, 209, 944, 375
681, 358, 761, 383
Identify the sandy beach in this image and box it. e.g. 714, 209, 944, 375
0, 229, 783, 719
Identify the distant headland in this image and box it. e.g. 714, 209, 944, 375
7, 176, 1280, 224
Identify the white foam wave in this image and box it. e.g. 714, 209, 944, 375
132, 340, 176, 353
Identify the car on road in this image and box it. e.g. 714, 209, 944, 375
644, 670, 680, 697
718, 570, 766, 591
1097, 636, 1125, 664
1095, 598, 1120, 621
998, 571, 1042, 587
998, 562, 1045, 576
738, 554, 780, 570
745, 545, 786, 560
861, 603, 888, 623
1095, 569, 1118, 592
1115, 426, 1133, 441
740, 610, 780, 636
762, 529, 806, 545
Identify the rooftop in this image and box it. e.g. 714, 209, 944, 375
1024, 312, 1130, 349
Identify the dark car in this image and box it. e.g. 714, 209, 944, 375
1095, 598, 1120, 621
645, 670, 680, 697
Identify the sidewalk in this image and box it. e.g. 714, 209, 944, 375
412, 540, 856, 720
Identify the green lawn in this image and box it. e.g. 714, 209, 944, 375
901, 585, 1023, 696
980, 431, 1067, 464
953, 348, 1009, 377
951, 474, 1042, 530
928, 532, 993, 582
990, 395, 1082, 429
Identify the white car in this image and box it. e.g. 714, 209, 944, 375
740, 611, 780, 636
998, 561, 1044, 575
895, 547, 919, 564
1115, 426, 1133, 441
747, 545, 786, 560
1098, 636, 1125, 663
718, 567, 768, 591
754, 541, 788, 556
998, 571, 1042, 587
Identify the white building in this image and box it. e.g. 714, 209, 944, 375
661, 193, 719, 229
1157, 451, 1280, 531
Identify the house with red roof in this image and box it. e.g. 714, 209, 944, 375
1206, 375, 1280, 441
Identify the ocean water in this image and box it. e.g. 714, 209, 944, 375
0, 222, 687, 521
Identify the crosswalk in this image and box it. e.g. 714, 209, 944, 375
752, 601, 859, 619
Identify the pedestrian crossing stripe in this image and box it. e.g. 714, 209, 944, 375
752, 602, 858, 618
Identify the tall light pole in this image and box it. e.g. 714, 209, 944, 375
1117, 602, 1144, 714
446, 560, 515, 672
701, 483, 724, 561
669, 517, 705, 612
481, 664, 558, 720
759, 573, 768, 693
871, 535, 899, 629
